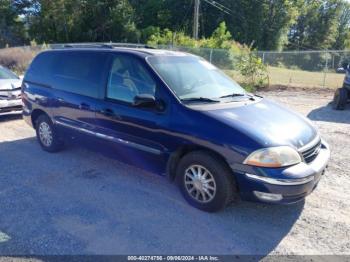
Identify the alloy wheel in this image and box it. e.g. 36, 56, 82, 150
184, 164, 217, 203
38, 121, 53, 147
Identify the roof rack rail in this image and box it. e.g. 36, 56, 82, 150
62, 43, 113, 49
101, 43, 156, 49
56, 43, 156, 49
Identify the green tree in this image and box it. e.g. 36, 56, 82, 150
28, 0, 139, 43
177, 0, 300, 50
259, 0, 300, 50
333, 0, 350, 50
129, 0, 193, 37
5, 0, 350, 53
0, 0, 27, 47
287, 0, 343, 50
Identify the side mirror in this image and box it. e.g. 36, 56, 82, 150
133, 94, 156, 107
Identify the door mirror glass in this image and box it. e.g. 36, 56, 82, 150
133, 94, 156, 107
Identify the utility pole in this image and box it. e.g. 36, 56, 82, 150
192, 0, 232, 39
193, 0, 200, 39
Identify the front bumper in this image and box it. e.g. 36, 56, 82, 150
0, 98, 22, 114
234, 141, 330, 204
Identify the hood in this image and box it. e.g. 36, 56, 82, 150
201, 98, 318, 150
0, 79, 22, 90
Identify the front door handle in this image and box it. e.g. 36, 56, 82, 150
79, 102, 90, 110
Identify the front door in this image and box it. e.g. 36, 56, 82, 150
94, 53, 171, 173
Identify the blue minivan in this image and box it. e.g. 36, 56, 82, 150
22, 45, 330, 212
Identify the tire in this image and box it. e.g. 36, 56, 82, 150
333, 88, 348, 110
176, 151, 237, 212
35, 114, 64, 152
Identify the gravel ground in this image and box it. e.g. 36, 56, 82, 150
0, 90, 349, 256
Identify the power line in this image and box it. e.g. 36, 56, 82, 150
202, 0, 233, 15
193, 0, 233, 39
209, 0, 233, 14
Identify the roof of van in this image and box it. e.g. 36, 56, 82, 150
48, 45, 193, 58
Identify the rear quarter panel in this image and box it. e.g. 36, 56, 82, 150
22, 81, 54, 127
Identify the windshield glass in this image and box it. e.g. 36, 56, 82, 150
0, 66, 19, 80
147, 56, 245, 101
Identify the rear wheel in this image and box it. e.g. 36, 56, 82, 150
176, 151, 237, 212
333, 88, 348, 110
35, 114, 64, 152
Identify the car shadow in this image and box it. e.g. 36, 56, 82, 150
0, 113, 22, 122
307, 102, 350, 124
0, 137, 303, 256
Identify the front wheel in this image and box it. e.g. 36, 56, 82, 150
176, 151, 237, 212
35, 114, 64, 152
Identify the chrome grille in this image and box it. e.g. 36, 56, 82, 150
301, 139, 322, 164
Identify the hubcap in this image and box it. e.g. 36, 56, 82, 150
184, 165, 216, 203
38, 122, 53, 147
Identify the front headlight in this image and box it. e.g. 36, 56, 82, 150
243, 146, 301, 168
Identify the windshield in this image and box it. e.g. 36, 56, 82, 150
0, 66, 19, 80
147, 56, 245, 101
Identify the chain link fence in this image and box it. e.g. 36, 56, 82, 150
0, 43, 349, 89
166, 46, 349, 89
257, 50, 350, 89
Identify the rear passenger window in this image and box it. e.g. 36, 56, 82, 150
25, 52, 57, 86
26, 51, 108, 98
52, 52, 107, 98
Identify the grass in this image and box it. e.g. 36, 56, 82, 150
225, 66, 345, 89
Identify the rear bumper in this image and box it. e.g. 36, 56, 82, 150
235, 141, 330, 204
0, 99, 22, 114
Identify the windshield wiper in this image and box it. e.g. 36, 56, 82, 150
219, 93, 257, 101
219, 93, 246, 99
181, 97, 220, 103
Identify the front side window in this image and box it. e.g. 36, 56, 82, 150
106, 54, 156, 103
147, 56, 245, 102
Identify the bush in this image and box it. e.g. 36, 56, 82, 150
0, 47, 37, 74
237, 51, 269, 91
146, 22, 250, 70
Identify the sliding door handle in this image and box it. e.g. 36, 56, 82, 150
57, 97, 65, 103
79, 102, 90, 110
99, 108, 115, 116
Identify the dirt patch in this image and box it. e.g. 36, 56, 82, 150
258, 84, 336, 94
